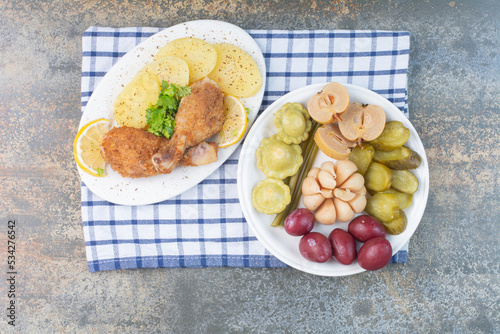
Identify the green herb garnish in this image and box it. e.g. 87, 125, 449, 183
145, 81, 191, 138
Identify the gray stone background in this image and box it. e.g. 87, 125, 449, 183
0, 0, 498, 333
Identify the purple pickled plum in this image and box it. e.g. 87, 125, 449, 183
357, 237, 392, 271
284, 208, 315, 236
348, 214, 387, 242
299, 232, 332, 263
328, 228, 357, 265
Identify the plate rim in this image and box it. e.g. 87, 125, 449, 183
237, 82, 429, 276
78, 20, 266, 206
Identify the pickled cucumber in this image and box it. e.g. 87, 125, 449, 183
373, 146, 422, 170
381, 188, 413, 209
364, 162, 392, 192
365, 193, 400, 223
369, 121, 410, 151
348, 144, 374, 175
382, 210, 408, 235
391, 169, 419, 194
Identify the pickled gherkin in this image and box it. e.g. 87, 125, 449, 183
381, 188, 413, 209
364, 162, 392, 192
369, 121, 410, 151
383, 210, 408, 235
348, 143, 375, 175
391, 169, 419, 194
365, 193, 400, 223
373, 146, 422, 170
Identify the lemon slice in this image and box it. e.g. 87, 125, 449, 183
219, 95, 248, 148
73, 118, 111, 177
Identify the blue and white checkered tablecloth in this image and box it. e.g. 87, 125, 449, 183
81, 27, 410, 272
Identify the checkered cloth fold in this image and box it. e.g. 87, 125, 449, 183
81, 27, 410, 272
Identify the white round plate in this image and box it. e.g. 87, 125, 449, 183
78, 20, 266, 206
237, 83, 429, 276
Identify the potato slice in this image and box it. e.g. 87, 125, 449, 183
208, 43, 262, 98
113, 71, 161, 128
155, 37, 217, 84
140, 56, 189, 86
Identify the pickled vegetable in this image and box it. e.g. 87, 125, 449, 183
365, 193, 400, 222
391, 169, 419, 194
284, 208, 315, 236
364, 162, 392, 192
381, 188, 413, 209
251, 178, 291, 214
307, 82, 350, 124
328, 229, 357, 265
338, 102, 386, 146
256, 134, 303, 179
274, 102, 312, 144
299, 232, 332, 263
348, 143, 374, 175
348, 214, 387, 242
369, 121, 410, 151
357, 237, 392, 271
271, 121, 320, 227
373, 146, 422, 170
382, 210, 408, 235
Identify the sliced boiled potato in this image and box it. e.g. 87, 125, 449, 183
207, 43, 262, 98
140, 56, 189, 86
113, 71, 161, 128
155, 37, 217, 84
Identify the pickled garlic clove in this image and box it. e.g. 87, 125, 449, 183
302, 176, 321, 195
348, 193, 367, 214
315, 199, 336, 225
333, 197, 355, 222
335, 159, 358, 185
333, 188, 356, 202
307, 167, 321, 179
339, 173, 365, 192
303, 193, 325, 211
320, 161, 336, 177
320, 187, 334, 199
318, 170, 336, 189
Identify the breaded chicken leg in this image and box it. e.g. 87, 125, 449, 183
101, 127, 219, 178
152, 77, 225, 174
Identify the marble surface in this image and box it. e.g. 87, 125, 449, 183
0, 0, 498, 333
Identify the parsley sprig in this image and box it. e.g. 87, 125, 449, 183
145, 81, 191, 138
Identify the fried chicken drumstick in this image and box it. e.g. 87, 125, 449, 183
100, 78, 225, 178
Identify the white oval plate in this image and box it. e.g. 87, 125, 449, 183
78, 20, 266, 206
238, 83, 429, 276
